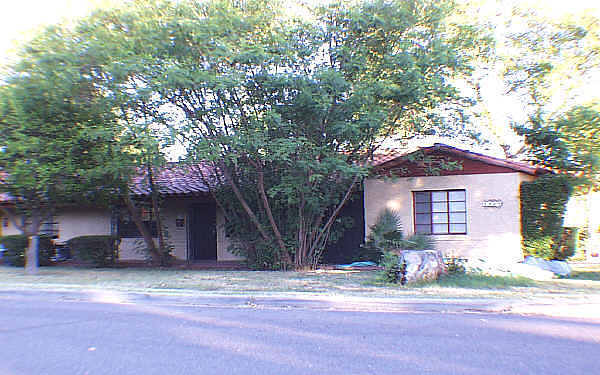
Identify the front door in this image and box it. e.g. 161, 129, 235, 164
188, 203, 217, 261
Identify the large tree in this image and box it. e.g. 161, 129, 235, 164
2, 0, 485, 270
0, 26, 128, 273
502, 8, 600, 256
80, 0, 481, 269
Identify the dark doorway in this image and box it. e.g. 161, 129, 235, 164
188, 203, 217, 261
321, 191, 365, 264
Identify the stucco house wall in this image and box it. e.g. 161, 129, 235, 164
1, 202, 240, 262
116, 202, 240, 262
365, 172, 530, 264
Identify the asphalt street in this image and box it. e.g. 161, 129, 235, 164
0, 291, 598, 375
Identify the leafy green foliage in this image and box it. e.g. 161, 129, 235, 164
67, 235, 119, 267
379, 251, 407, 284
520, 175, 573, 260
0, 235, 54, 267
99, 0, 476, 269
361, 209, 436, 262
444, 257, 466, 275
360, 209, 404, 262
1, 0, 482, 270
0, 23, 134, 272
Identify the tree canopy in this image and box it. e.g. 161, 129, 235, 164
0, 0, 493, 270
0, 25, 131, 273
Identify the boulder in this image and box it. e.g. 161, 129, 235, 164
510, 263, 555, 281
523, 256, 571, 277
395, 249, 446, 283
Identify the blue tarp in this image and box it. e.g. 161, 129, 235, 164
336, 261, 377, 268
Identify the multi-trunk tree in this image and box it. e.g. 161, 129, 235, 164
80, 0, 482, 269
2, 0, 486, 270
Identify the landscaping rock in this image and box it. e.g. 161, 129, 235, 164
510, 263, 555, 281
396, 249, 445, 283
523, 256, 571, 277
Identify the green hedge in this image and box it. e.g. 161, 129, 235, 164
520, 175, 574, 260
0, 235, 54, 267
67, 235, 118, 267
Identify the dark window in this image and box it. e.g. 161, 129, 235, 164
414, 190, 467, 235
118, 207, 158, 238
40, 217, 59, 238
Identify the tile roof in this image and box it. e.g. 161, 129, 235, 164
373, 143, 550, 176
129, 163, 216, 197
0, 163, 217, 203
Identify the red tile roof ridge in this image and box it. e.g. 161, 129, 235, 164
373, 143, 551, 176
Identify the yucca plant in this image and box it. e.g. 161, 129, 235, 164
357, 209, 404, 262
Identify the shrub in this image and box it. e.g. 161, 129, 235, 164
359, 209, 404, 262
0, 234, 54, 267
520, 175, 573, 260
444, 257, 466, 275
67, 235, 118, 267
523, 228, 576, 261
401, 234, 435, 250
379, 251, 407, 284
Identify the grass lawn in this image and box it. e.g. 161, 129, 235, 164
1, 265, 599, 300
569, 263, 600, 281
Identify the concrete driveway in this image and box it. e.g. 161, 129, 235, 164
0, 290, 598, 375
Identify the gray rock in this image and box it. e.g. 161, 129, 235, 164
395, 249, 446, 283
523, 256, 571, 277
510, 263, 555, 281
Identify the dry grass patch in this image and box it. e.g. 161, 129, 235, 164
1, 266, 599, 300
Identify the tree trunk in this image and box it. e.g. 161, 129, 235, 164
25, 235, 39, 275
147, 164, 167, 265
124, 194, 161, 266
585, 188, 594, 261
24, 211, 43, 275
257, 170, 291, 267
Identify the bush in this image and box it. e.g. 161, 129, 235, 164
0, 234, 54, 267
67, 235, 118, 267
401, 234, 435, 250
521, 175, 573, 260
379, 251, 407, 284
359, 209, 404, 262
444, 257, 466, 275
523, 228, 576, 261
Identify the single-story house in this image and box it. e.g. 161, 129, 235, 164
0, 144, 550, 264
1, 165, 241, 262
365, 144, 549, 264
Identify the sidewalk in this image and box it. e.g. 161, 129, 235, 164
2, 288, 599, 321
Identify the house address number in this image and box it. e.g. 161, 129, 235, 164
481, 199, 503, 208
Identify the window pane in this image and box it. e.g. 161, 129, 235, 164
415, 202, 430, 213
449, 201, 466, 212
449, 190, 466, 201
450, 223, 467, 233
432, 224, 449, 234
449, 212, 466, 223
414, 192, 431, 203
431, 191, 447, 202
432, 202, 448, 212
415, 213, 431, 225
415, 225, 431, 234
432, 213, 448, 224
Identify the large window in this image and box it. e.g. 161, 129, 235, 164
414, 190, 467, 234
